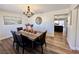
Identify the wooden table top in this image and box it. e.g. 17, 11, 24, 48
18, 30, 42, 41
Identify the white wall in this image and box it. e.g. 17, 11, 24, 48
0, 10, 28, 40
66, 5, 79, 50
28, 13, 54, 37
75, 6, 79, 50
67, 8, 77, 50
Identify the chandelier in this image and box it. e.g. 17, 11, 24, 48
23, 6, 34, 18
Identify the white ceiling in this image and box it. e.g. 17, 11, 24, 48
0, 4, 71, 14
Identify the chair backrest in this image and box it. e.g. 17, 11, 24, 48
15, 34, 23, 44
16, 33, 32, 47
35, 31, 47, 45
11, 31, 17, 42
11, 30, 31, 46
40, 31, 47, 44
17, 27, 23, 31
11, 31, 23, 44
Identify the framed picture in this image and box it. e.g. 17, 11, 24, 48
3, 16, 22, 25
35, 17, 42, 25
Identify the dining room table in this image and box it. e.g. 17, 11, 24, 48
17, 30, 43, 48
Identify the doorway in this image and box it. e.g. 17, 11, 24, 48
53, 15, 69, 49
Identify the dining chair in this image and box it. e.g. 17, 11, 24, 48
15, 33, 32, 54
17, 27, 23, 31
33, 31, 47, 53
11, 31, 17, 47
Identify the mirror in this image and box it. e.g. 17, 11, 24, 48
35, 17, 42, 25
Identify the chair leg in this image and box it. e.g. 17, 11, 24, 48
13, 41, 15, 47
41, 46, 43, 54
16, 44, 19, 53
22, 47, 24, 54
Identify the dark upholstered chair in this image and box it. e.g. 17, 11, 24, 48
15, 34, 32, 53
17, 27, 23, 31
11, 31, 31, 53
11, 31, 17, 47
33, 31, 47, 53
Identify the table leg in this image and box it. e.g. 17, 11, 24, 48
32, 41, 33, 49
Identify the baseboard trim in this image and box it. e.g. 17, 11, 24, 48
0, 36, 12, 40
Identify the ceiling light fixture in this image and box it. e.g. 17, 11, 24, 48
23, 6, 34, 18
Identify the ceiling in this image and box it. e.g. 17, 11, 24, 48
0, 4, 71, 14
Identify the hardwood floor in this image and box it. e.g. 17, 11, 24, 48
54, 32, 69, 49
0, 32, 79, 54
0, 38, 57, 54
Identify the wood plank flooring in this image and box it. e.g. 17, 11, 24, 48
0, 32, 79, 54
54, 32, 69, 49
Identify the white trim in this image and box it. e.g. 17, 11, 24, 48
0, 36, 11, 40
70, 4, 78, 11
